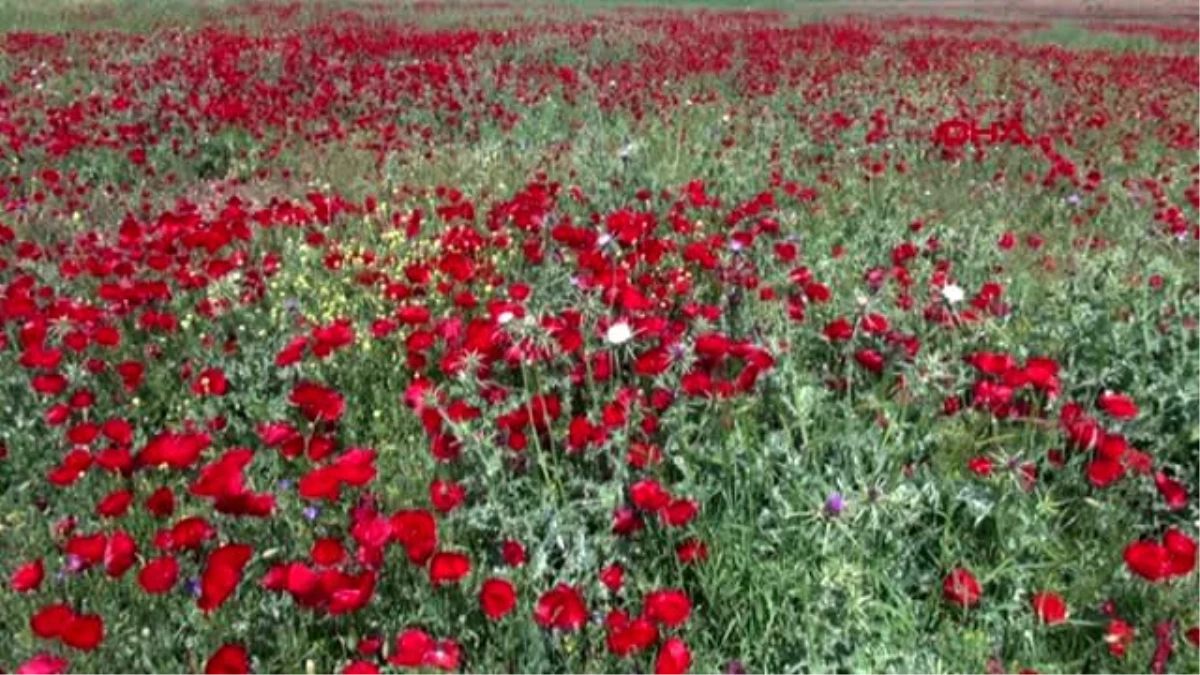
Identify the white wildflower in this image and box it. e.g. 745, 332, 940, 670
942, 284, 965, 304
606, 321, 633, 346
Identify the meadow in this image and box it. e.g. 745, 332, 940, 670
0, 1, 1197, 673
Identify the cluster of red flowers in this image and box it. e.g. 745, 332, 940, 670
1, 4, 1197, 674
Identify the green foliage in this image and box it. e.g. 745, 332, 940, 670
0, 2, 1197, 674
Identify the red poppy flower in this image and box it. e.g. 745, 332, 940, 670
607, 614, 659, 657
298, 466, 343, 502
390, 629, 434, 667
388, 624, 458, 667
428, 551, 471, 586
967, 457, 993, 478
103, 529, 137, 578
115, 361, 145, 391
630, 479, 671, 512
1097, 391, 1138, 420
205, 644, 251, 674
138, 431, 211, 470
501, 540, 526, 567
534, 584, 588, 631
198, 543, 253, 612
161, 516, 216, 551
634, 348, 672, 377
31, 373, 67, 395
1127, 529, 1197, 581
1086, 458, 1125, 488
803, 281, 831, 303
612, 507, 645, 536
31, 604, 74, 640
823, 318, 854, 342
397, 305, 432, 325
47, 449, 91, 487
311, 538, 346, 567
661, 498, 699, 527
854, 349, 885, 374
61, 613, 104, 651
655, 637, 692, 675
567, 416, 600, 451
676, 538, 709, 564
479, 578, 517, 620
600, 564, 625, 592
191, 448, 253, 499
289, 381, 346, 422
66, 533, 106, 569
144, 487, 176, 517
1105, 619, 1135, 658
1154, 472, 1189, 511
15, 652, 69, 674
275, 336, 309, 367
299, 448, 377, 502
138, 556, 180, 594
645, 589, 692, 627
311, 320, 356, 358
390, 509, 438, 565
192, 367, 229, 396
1031, 592, 1068, 625
429, 479, 466, 513
11, 558, 44, 592
96, 489, 134, 519
258, 421, 301, 448
942, 568, 982, 608
1164, 528, 1197, 577
695, 333, 732, 359
1125, 540, 1171, 581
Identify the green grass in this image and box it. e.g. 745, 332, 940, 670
1023, 21, 1166, 51
0, 1, 1197, 674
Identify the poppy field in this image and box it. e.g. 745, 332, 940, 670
0, 1, 1198, 673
